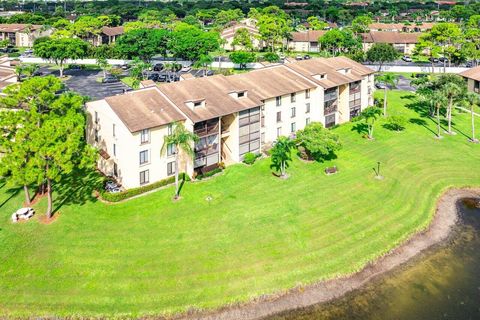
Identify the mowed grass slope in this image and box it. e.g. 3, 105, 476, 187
1, 90, 479, 317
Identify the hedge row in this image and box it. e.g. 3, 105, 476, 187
100, 173, 190, 202
196, 168, 222, 180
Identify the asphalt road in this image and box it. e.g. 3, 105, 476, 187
396, 75, 416, 92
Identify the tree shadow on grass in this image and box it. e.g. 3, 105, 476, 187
0, 187, 20, 209
52, 168, 102, 215
351, 122, 369, 136
409, 118, 436, 136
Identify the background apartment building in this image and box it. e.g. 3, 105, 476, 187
0, 24, 51, 47
86, 57, 374, 189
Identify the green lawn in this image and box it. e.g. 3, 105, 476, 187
1, 90, 480, 317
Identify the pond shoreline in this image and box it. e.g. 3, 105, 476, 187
173, 188, 480, 320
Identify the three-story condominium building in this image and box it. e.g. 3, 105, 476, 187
86, 57, 375, 189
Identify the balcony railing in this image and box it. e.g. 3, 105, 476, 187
194, 122, 219, 137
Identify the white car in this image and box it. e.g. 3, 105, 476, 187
402, 56, 412, 62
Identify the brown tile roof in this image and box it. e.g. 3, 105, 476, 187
158, 74, 263, 123
103, 87, 185, 132
285, 57, 373, 89
291, 30, 326, 42
368, 22, 435, 31
0, 24, 42, 33
102, 26, 124, 37
361, 31, 421, 44
460, 66, 480, 82
228, 65, 317, 100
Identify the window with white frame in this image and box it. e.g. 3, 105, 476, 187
305, 89, 310, 99
290, 92, 296, 103
277, 127, 282, 137
167, 143, 176, 156
291, 107, 296, 118
291, 122, 296, 133
306, 117, 310, 125
276, 96, 282, 106
139, 170, 149, 185
139, 150, 149, 165
167, 161, 175, 175
306, 102, 310, 113
140, 129, 150, 144
112, 123, 116, 137
113, 143, 116, 156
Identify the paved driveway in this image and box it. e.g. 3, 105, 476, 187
396, 75, 416, 92
64, 69, 131, 100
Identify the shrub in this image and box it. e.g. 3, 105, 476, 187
196, 167, 222, 180
385, 115, 407, 131
100, 173, 190, 202
263, 52, 279, 63
243, 152, 257, 165
8, 52, 20, 58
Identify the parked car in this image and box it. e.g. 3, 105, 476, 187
295, 54, 303, 60
303, 54, 311, 60
24, 49, 33, 54
180, 66, 191, 73
402, 55, 412, 62
146, 72, 159, 81
429, 57, 439, 63
375, 82, 387, 89
68, 64, 82, 70
413, 73, 428, 78
438, 57, 449, 63
102, 75, 119, 83
105, 180, 121, 193
153, 63, 164, 71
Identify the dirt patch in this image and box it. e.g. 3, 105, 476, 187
171, 188, 479, 320
38, 212, 61, 225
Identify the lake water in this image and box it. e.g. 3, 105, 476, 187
268, 199, 480, 320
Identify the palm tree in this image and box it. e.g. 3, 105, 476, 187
270, 136, 295, 178
359, 106, 382, 139
376, 73, 398, 117
432, 90, 447, 139
441, 82, 463, 135
463, 92, 480, 143
162, 122, 198, 199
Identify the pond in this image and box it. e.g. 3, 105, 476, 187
268, 198, 480, 320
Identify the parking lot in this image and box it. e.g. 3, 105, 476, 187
63, 69, 131, 100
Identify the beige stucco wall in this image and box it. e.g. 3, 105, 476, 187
467, 78, 475, 92
16, 28, 52, 47
261, 87, 323, 144
86, 100, 193, 189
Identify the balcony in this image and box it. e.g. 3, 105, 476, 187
194, 120, 219, 137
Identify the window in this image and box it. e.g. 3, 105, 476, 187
113, 143, 116, 156
139, 150, 149, 165
167, 143, 176, 156
194, 101, 202, 108
112, 123, 116, 137
276, 111, 282, 123
290, 92, 296, 103
94, 111, 99, 124
306, 103, 310, 113
261, 132, 265, 143
325, 114, 336, 128
306, 117, 310, 125
167, 124, 173, 136
239, 107, 261, 157
291, 107, 296, 118
291, 122, 296, 133
305, 89, 310, 99
276, 96, 282, 106
238, 91, 245, 98
94, 129, 99, 142
113, 163, 118, 177
140, 129, 150, 144
139, 170, 149, 185
277, 127, 282, 137
167, 161, 175, 175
